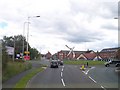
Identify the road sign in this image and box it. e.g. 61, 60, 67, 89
24, 51, 30, 54
24, 55, 30, 60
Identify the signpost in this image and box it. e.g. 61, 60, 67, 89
24, 51, 30, 54
24, 55, 30, 60
24, 51, 30, 60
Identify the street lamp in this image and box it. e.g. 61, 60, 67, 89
26, 16, 40, 58
13, 36, 15, 62
22, 22, 28, 60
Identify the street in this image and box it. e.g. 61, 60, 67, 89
26, 59, 119, 89
26, 65, 100, 88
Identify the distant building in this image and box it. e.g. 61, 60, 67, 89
45, 51, 52, 59
99, 47, 120, 61
54, 50, 101, 60
53, 47, 120, 61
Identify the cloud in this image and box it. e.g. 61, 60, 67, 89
0, 0, 118, 54
63, 30, 103, 43
102, 24, 118, 30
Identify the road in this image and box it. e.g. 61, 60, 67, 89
27, 59, 113, 89
85, 65, 120, 88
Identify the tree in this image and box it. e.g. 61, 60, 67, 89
3, 35, 31, 58
2, 35, 41, 60
2, 40, 9, 70
30, 48, 41, 60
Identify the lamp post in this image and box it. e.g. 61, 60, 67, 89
26, 16, 40, 58
13, 36, 15, 62
22, 22, 27, 60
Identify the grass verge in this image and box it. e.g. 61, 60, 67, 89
2, 61, 32, 83
64, 60, 105, 65
14, 67, 44, 88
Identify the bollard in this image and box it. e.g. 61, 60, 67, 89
81, 65, 85, 71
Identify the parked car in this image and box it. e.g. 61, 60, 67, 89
58, 60, 63, 65
105, 60, 120, 67
115, 63, 120, 67
50, 60, 59, 68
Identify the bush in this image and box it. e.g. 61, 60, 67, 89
2, 61, 32, 83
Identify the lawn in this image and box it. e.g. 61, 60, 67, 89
63, 60, 105, 65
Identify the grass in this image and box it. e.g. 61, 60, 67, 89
64, 60, 105, 65
14, 67, 44, 88
2, 61, 32, 83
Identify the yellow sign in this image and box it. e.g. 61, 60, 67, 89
24, 51, 30, 54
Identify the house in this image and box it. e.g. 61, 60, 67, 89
56, 50, 100, 60
45, 51, 52, 59
57, 50, 69, 60
52, 53, 58, 60
76, 50, 101, 60
99, 47, 120, 61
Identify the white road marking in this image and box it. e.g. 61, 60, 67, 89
42, 67, 47, 69
82, 71, 85, 74
61, 72, 63, 77
82, 66, 95, 75
101, 85, 106, 90
91, 67, 95, 69
85, 70, 89, 75
62, 68, 64, 72
88, 76, 97, 83
61, 78, 65, 86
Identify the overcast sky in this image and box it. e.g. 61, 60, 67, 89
0, 0, 119, 54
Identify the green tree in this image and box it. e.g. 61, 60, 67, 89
30, 48, 41, 60
3, 35, 31, 58
2, 35, 41, 60
2, 40, 9, 70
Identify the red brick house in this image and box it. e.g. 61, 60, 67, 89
55, 50, 99, 60
99, 47, 119, 61
57, 50, 69, 60
53, 47, 120, 61
45, 51, 52, 59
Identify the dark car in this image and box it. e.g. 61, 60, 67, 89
115, 63, 120, 67
105, 60, 120, 67
50, 60, 59, 68
58, 60, 63, 65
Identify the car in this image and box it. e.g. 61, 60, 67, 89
115, 63, 120, 67
58, 60, 63, 65
50, 60, 59, 68
105, 60, 120, 67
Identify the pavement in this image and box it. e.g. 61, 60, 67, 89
2, 60, 43, 88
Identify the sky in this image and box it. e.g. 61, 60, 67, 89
0, 0, 119, 54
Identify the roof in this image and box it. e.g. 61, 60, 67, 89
100, 47, 120, 53
46, 51, 52, 55
83, 53, 96, 60
60, 50, 87, 54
